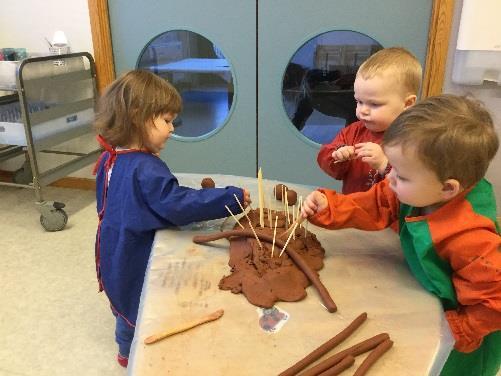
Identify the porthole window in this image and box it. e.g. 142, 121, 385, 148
137, 30, 233, 139
282, 31, 382, 145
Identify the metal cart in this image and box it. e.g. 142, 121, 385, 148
0, 52, 101, 231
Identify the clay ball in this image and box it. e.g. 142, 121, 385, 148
274, 184, 288, 200
201, 177, 215, 189
286, 190, 297, 206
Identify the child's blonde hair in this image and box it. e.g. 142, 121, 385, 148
94, 70, 182, 150
357, 47, 422, 96
383, 94, 499, 188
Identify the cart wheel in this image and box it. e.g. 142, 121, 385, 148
40, 209, 68, 232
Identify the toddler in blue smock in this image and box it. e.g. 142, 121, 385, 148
93, 70, 251, 368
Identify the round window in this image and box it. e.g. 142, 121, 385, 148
282, 31, 382, 145
137, 30, 233, 139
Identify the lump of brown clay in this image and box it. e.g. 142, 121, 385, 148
274, 183, 288, 200
274, 184, 298, 206
218, 208, 326, 309
286, 190, 297, 205
201, 177, 215, 188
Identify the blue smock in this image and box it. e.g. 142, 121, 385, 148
95, 149, 243, 326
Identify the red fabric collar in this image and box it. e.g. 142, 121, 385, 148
93, 135, 117, 175
92, 135, 154, 175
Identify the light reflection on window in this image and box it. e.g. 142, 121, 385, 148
137, 30, 233, 139
282, 31, 382, 145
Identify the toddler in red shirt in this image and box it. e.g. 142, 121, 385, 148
317, 47, 421, 194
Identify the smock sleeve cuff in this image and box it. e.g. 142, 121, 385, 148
445, 310, 482, 353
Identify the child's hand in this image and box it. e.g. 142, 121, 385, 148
331, 145, 356, 163
301, 191, 328, 218
355, 142, 388, 173
242, 189, 251, 208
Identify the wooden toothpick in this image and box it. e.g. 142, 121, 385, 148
285, 188, 289, 227
279, 223, 298, 257
271, 187, 275, 212
279, 215, 305, 238
233, 194, 262, 249
271, 215, 278, 257
225, 205, 244, 230
298, 196, 303, 227
281, 185, 285, 214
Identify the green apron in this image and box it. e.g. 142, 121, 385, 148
399, 199, 501, 376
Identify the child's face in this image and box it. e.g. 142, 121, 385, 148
354, 74, 415, 133
384, 144, 448, 210
146, 112, 177, 154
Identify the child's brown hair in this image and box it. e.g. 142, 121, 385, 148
94, 70, 182, 150
357, 47, 422, 97
383, 94, 499, 188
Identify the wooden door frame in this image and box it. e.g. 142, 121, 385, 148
87, 0, 454, 97
87, 0, 116, 93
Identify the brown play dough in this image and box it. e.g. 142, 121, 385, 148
299, 333, 390, 376
274, 184, 287, 200
353, 338, 393, 376
321, 355, 355, 376
286, 189, 298, 205
273, 183, 298, 206
279, 312, 367, 376
201, 177, 215, 188
194, 208, 334, 310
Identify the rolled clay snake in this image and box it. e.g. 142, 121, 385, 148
193, 228, 337, 313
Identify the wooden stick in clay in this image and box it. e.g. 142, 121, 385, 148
279, 214, 305, 238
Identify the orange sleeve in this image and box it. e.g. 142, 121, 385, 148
310, 179, 399, 231
443, 228, 501, 352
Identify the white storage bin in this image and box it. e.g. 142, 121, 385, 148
452, 50, 501, 86
0, 61, 20, 89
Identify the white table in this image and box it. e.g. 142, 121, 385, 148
128, 174, 453, 375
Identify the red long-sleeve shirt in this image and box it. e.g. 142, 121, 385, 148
317, 120, 387, 194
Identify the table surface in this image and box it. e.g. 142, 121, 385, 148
128, 174, 453, 376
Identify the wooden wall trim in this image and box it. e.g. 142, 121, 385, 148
50, 177, 96, 191
0, 171, 96, 191
422, 0, 455, 98
87, 0, 115, 93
